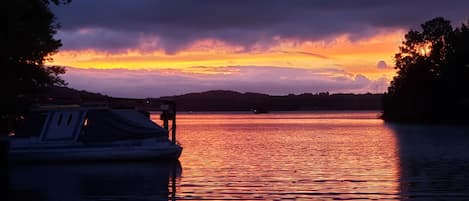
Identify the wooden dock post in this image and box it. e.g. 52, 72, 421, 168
160, 101, 177, 143
171, 102, 176, 144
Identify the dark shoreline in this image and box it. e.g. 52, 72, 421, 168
39, 87, 383, 111
382, 118, 469, 127
38, 87, 469, 126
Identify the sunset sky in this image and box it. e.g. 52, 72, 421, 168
48, 0, 469, 98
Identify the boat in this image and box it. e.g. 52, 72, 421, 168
251, 108, 269, 114
7, 105, 182, 162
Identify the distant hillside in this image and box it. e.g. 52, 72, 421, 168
37, 86, 146, 109
156, 90, 383, 111
39, 86, 109, 104
41, 87, 383, 111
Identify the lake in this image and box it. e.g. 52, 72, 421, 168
6, 111, 469, 200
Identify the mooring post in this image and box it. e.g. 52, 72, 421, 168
160, 103, 170, 135
171, 102, 176, 144
163, 114, 169, 130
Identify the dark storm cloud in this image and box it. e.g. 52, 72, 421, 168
51, 0, 469, 53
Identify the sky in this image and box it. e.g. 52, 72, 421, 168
48, 0, 469, 98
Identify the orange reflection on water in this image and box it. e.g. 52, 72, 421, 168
152, 112, 401, 200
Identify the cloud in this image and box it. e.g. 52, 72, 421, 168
62, 66, 389, 98
51, 0, 469, 53
274, 51, 331, 59
56, 28, 142, 52
377, 60, 389, 69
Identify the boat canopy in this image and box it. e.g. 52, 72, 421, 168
16, 107, 168, 143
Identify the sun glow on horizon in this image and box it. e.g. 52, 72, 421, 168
49, 30, 404, 82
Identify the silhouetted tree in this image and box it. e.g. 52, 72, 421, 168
383, 17, 469, 123
1, 0, 70, 134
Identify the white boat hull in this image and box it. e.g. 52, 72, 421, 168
10, 107, 182, 162
8, 139, 182, 162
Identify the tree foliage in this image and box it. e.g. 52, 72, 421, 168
383, 17, 469, 123
1, 0, 70, 134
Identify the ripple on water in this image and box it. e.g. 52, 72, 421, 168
8, 112, 469, 201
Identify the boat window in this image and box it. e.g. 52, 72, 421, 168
67, 113, 73, 125
43, 111, 85, 141
57, 113, 63, 126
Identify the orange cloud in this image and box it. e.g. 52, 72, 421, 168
49, 30, 403, 81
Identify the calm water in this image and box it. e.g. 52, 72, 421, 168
6, 111, 469, 200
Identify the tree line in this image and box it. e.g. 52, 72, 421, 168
1, 0, 69, 134
383, 17, 469, 124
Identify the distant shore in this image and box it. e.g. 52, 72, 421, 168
40, 87, 384, 112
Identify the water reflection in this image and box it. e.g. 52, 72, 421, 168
174, 112, 401, 200
389, 123, 469, 200
7, 112, 469, 201
8, 161, 181, 201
